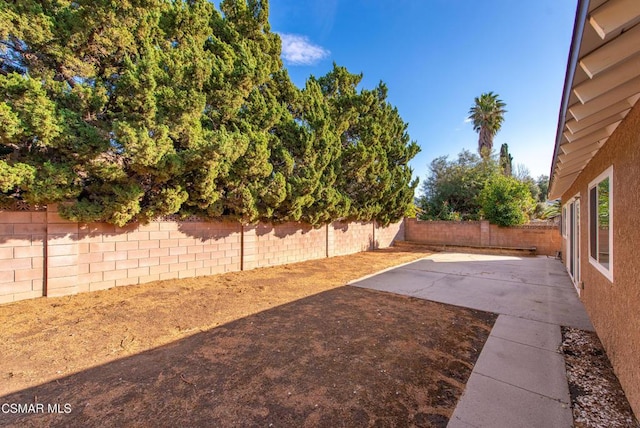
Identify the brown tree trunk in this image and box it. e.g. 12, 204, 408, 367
478, 127, 493, 158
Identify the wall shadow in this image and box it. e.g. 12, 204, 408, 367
0, 287, 496, 427
332, 221, 350, 232
174, 221, 239, 242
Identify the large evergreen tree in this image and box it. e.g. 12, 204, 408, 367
0, 0, 418, 226
315, 64, 419, 225
203, 0, 289, 222
499, 143, 513, 176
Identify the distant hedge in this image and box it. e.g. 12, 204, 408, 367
0, 0, 419, 226
479, 174, 535, 227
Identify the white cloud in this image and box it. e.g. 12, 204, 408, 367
463, 117, 473, 123
278, 33, 330, 65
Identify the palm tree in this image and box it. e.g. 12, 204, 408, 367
542, 199, 561, 220
468, 92, 506, 158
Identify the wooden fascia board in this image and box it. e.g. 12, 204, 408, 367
560, 126, 613, 153
568, 74, 640, 120
573, 55, 640, 103
589, 0, 640, 39
559, 159, 592, 176
549, 171, 581, 200
565, 98, 632, 132
549, 0, 590, 199
563, 110, 628, 142
558, 150, 598, 169
579, 23, 640, 78
558, 141, 603, 161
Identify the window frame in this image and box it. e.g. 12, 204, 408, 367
588, 166, 613, 282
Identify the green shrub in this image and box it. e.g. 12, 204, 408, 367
479, 175, 535, 226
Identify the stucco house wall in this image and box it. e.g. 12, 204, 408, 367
560, 99, 640, 416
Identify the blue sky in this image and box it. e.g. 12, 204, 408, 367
264, 0, 578, 189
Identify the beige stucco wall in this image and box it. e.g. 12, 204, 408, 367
560, 100, 640, 417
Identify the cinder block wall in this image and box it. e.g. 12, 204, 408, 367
0, 212, 46, 304
405, 219, 482, 247
375, 221, 405, 248
404, 218, 561, 256
489, 224, 562, 256
0, 206, 404, 303
244, 222, 327, 270
330, 221, 374, 256
46, 208, 81, 297
74, 220, 242, 294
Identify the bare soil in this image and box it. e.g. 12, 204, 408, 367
0, 246, 496, 427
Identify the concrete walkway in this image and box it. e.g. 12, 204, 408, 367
351, 252, 594, 428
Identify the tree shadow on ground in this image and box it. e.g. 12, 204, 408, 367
0, 287, 496, 428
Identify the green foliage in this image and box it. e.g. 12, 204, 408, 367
418, 148, 540, 225
0, 161, 35, 193
404, 202, 419, 218
541, 199, 561, 219
417, 150, 499, 221
479, 174, 535, 226
512, 167, 551, 219
468, 92, 506, 158
0, 0, 419, 226
597, 178, 609, 227
499, 143, 512, 176
536, 175, 549, 202
315, 65, 419, 226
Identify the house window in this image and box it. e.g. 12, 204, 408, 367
562, 205, 567, 237
588, 166, 613, 281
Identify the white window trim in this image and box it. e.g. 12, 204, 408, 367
588, 165, 613, 282
563, 194, 580, 286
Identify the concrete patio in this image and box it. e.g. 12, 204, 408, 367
351, 252, 594, 428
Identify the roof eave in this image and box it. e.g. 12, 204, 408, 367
548, 0, 591, 200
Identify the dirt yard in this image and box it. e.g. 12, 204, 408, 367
0, 246, 497, 427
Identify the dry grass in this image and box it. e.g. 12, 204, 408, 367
1, 245, 433, 395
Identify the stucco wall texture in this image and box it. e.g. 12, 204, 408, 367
560, 100, 640, 417
0, 206, 405, 304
